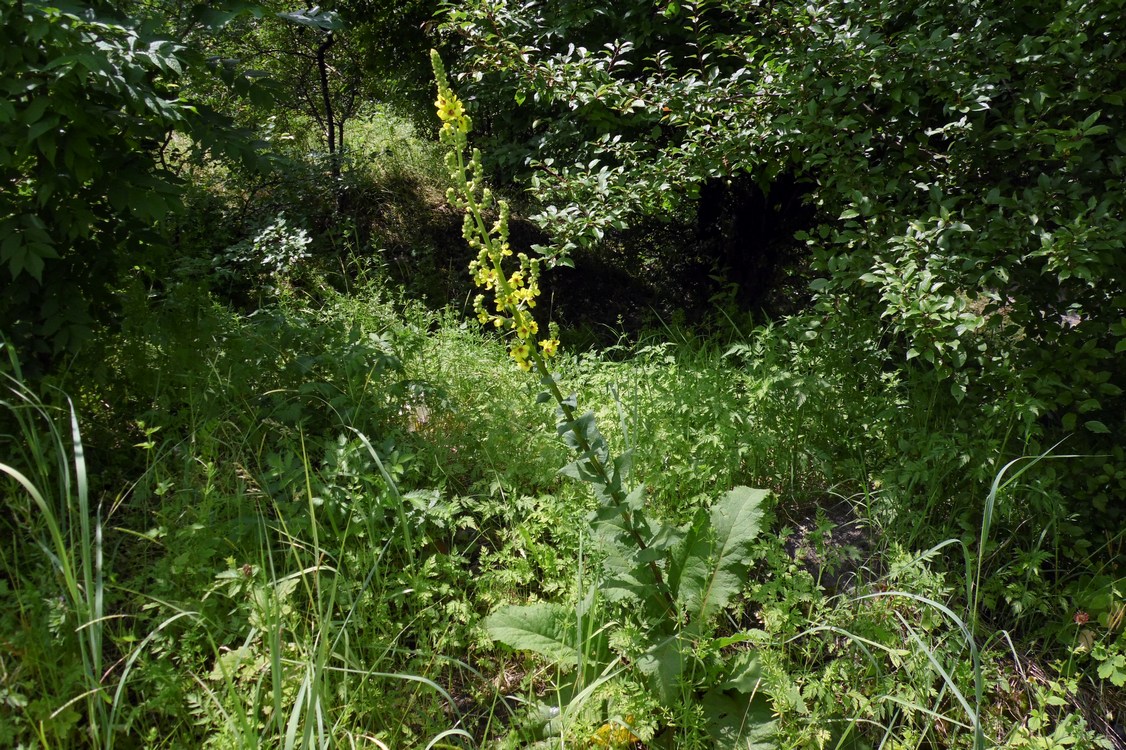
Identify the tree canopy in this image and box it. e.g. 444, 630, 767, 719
0, 0, 266, 358
444, 0, 1126, 516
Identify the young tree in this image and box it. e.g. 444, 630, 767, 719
189, 1, 437, 206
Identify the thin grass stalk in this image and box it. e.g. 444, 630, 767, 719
349, 427, 418, 572
971, 441, 1073, 633
858, 590, 984, 750
423, 727, 475, 750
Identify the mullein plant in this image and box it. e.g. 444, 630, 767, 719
431, 49, 674, 609
432, 51, 776, 747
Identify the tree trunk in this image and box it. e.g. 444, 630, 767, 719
316, 31, 339, 184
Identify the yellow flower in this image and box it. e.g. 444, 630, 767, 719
435, 93, 465, 123
510, 343, 532, 371
539, 338, 560, 357
474, 267, 498, 290
515, 316, 538, 339
591, 716, 640, 747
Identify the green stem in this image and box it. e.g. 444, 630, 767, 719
527, 346, 677, 614
451, 131, 677, 615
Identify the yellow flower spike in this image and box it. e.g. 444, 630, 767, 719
434, 48, 564, 375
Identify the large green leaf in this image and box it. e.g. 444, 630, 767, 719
636, 633, 688, 705
669, 511, 711, 612
682, 486, 770, 624
720, 651, 764, 695
484, 603, 578, 663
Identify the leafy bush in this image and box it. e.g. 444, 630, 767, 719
443, 0, 1126, 539
0, 1, 260, 359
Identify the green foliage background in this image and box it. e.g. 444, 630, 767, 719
0, 0, 1123, 747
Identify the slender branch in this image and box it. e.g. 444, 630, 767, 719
317, 31, 337, 163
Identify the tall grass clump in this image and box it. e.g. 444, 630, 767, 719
95, 289, 488, 746
0, 283, 492, 746
1, 344, 111, 745
0, 345, 181, 748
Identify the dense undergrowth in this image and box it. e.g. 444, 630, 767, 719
2, 103, 1123, 749
4, 289, 1123, 746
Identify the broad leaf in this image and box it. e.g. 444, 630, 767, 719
721, 651, 764, 695
669, 512, 711, 612
598, 533, 657, 605
484, 603, 577, 663
636, 634, 687, 704
686, 486, 770, 624
702, 690, 776, 750
277, 8, 342, 31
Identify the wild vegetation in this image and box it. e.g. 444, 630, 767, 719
1, 0, 1123, 748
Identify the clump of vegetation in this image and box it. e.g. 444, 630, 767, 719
1, 1, 1122, 748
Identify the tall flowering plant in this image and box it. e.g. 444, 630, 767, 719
430, 50, 676, 612
431, 51, 774, 745
431, 51, 559, 374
